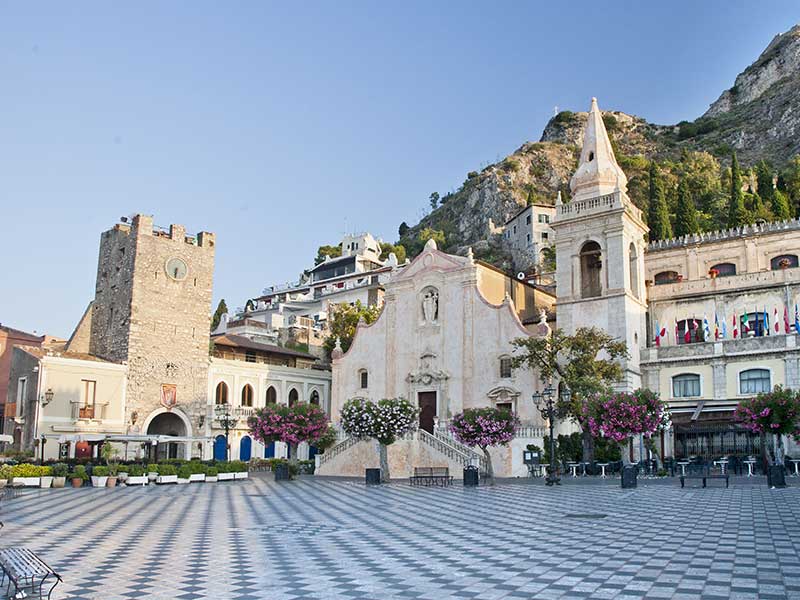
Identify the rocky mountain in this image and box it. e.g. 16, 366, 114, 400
400, 23, 800, 267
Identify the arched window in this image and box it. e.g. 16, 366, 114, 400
359, 369, 369, 389
579, 241, 602, 298
740, 312, 768, 337
629, 242, 639, 299
310, 390, 320, 405
215, 382, 228, 405
654, 271, 680, 285
499, 356, 512, 379
288, 388, 299, 407
739, 369, 771, 395
265, 386, 277, 404
672, 374, 700, 398
710, 263, 736, 277
771, 254, 799, 270
241, 384, 253, 407
676, 319, 704, 344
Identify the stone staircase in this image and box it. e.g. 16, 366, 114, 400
425, 429, 488, 472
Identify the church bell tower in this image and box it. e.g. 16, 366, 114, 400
551, 98, 648, 390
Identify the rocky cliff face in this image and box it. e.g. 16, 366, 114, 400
401, 23, 800, 263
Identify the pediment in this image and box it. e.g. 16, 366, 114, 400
392, 248, 469, 282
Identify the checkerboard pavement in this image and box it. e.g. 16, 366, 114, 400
0, 476, 798, 599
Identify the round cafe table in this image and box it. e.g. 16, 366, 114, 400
568, 463, 579, 477
743, 460, 757, 477
790, 459, 800, 477
677, 461, 690, 476
597, 463, 609, 478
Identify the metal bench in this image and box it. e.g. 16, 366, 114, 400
679, 464, 729, 489
409, 466, 453, 487
0, 547, 62, 600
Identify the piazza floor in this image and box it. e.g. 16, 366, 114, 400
0, 475, 799, 600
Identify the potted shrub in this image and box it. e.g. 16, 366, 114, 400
91, 466, 109, 487
11, 463, 42, 487
71, 465, 88, 488
147, 463, 159, 483
177, 465, 191, 484
51, 463, 68, 488
188, 462, 206, 482
217, 463, 235, 481
125, 465, 148, 486
156, 464, 178, 484
106, 463, 119, 488
206, 467, 218, 483
0, 464, 11, 488
39, 465, 54, 489
232, 461, 249, 480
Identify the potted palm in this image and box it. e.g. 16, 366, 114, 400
51, 463, 68, 488
156, 464, 178, 484
91, 466, 109, 487
39, 466, 54, 489
206, 466, 218, 482
125, 465, 148, 485
71, 465, 88, 488
147, 463, 159, 483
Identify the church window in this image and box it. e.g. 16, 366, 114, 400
710, 263, 736, 277
495, 402, 512, 412
288, 388, 299, 406
579, 241, 602, 298
266, 386, 277, 404
215, 382, 228, 405
771, 254, 799, 270
588, 151, 594, 161
739, 369, 771, 395
241, 384, 253, 407
629, 242, 639, 299
359, 370, 369, 389
499, 357, 512, 379
310, 390, 320, 405
672, 374, 700, 398
654, 271, 679, 285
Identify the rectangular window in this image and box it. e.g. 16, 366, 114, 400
500, 357, 512, 378
80, 380, 96, 419
538, 214, 550, 223
739, 369, 771, 395
360, 371, 369, 389
245, 350, 257, 363
495, 402, 513, 412
673, 374, 700, 398
526, 215, 531, 225
16, 377, 27, 416
541, 232, 549, 241
526, 233, 531, 245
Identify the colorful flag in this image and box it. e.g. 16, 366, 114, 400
654, 320, 661, 347
674, 317, 679, 344
684, 319, 692, 344
795, 303, 799, 333
763, 307, 769, 336
714, 313, 720, 340
774, 307, 780, 333
703, 314, 710, 341
784, 305, 790, 334
721, 315, 727, 339
733, 314, 738, 339
742, 312, 750, 335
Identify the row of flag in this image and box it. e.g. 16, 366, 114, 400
654, 304, 800, 346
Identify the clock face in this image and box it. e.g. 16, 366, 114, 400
165, 257, 188, 281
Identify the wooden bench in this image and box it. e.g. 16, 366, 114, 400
409, 466, 453, 487
679, 464, 729, 489
0, 547, 62, 600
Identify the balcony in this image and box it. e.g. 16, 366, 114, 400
70, 402, 108, 421
647, 266, 800, 302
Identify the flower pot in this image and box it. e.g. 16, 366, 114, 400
106, 476, 118, 488
71, 478, 84, 488
13, 477, 40, 487
218, 472, 235, 481
188, 474, 205, 482
52, 477, 66, 488
205, 476, 218, 483
234, 472, 248, 480
91, 476, 108, 487
176, 478, 190, 485
39, 476, 54, 489
156, 475, 178, 484
0, 480, 8, 489
125, 476, 148, 486
147, 472, 158, 482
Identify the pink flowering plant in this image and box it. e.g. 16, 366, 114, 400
450, 407, 520, 485
582, 389, 670, 444
340, 397, 419, 482
735, 386, 800, 440
248, 402, 329, 467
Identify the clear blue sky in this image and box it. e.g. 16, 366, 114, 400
2, 2, 799, 337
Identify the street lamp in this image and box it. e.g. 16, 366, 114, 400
532, 383, 571, 487
42, 388, 54, 406
214, 403, 238, 461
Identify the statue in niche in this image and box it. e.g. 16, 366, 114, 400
422, 289, 439, 323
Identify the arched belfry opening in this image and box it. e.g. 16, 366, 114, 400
629, 242, 639, 299
580, 241, 602, 298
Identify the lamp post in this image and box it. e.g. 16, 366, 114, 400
532, 383, 571, 487
214, 403, 238, 461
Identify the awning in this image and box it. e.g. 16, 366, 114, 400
52, 434, 214, 444
0, 434, 13, 444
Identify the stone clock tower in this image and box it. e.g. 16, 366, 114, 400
89, 214, 215, 443
550, 98, 649, 390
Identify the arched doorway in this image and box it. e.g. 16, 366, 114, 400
214, 435, 227, 461
239, 435, 252, 461
288, 388, 299, 406
264, 442, 275, 458
147, 411, 188, 460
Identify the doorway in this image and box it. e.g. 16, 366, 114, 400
418, 391, 436, 433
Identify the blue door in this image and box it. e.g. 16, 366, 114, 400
239, 435, 252, 461
213, 435, 227, 461
264, 442, 275, 458
308, 445, 318, 461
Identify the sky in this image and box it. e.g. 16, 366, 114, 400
1, 2, 799, 338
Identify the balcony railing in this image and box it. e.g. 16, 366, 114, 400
70, 402, 108, 421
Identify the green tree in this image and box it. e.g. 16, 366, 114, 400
772, 190, 793, 220
511, 327, 628, 464
783, 155, 800, 216
728, 153, 748, 227
379, 242, 407, 263
211, 299, 228, 331
674, 178, 700, 237
429, 192, 440, 211
755, 159, 775, 204
398, 222, 410, 238
323, 300, 382, 359
315, 244, 342, 265
647, 162, 673, 241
